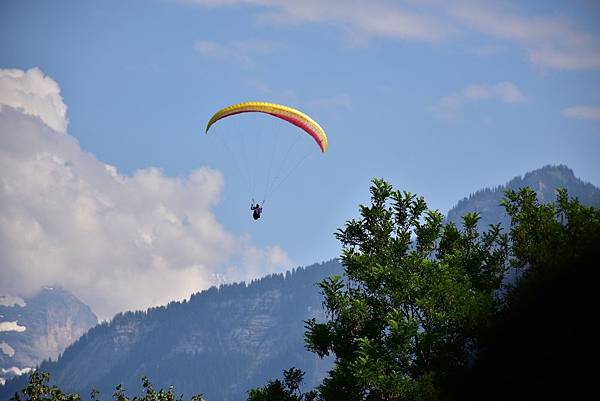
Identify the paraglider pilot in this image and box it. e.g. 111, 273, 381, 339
251, 203, 263, 220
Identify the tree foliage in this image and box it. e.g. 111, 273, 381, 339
464, 187, 600, 400
10, 372, 205, 401
302, 179, 509, 400
253, 181, 598, 401
10, 372, 81, 401
247, 368, 317, 401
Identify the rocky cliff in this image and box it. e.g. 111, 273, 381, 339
0, 287, 97, 386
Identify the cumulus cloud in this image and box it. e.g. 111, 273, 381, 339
0, 68, 294, 319
0, 322, 26, 333
435, 81, 528, 120
183, 0, 600, 70
0, 68, 68, 133
195, 39, 279, 68
562, 106, 600, 121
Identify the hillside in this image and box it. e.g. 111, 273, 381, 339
0, 260, 342, 401
446, 165, 600, 231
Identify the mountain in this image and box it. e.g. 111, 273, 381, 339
446, 165, 600, 232
0, 260, 342, 401
0, 287, 98, 386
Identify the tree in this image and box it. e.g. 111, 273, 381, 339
247, 368, 317, 401
11, 372, 205, 401
10, 371, 81, 401
464, 187, 600, 401
302, 179, 509, 400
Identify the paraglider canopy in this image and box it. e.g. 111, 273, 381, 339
205, 101, 328, 152
204, 101, 328, 212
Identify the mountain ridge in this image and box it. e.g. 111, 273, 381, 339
446, 164, 600, 231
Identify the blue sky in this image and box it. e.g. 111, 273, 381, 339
1, 0, 599, 317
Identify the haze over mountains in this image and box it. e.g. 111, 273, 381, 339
1, 164, 598, 400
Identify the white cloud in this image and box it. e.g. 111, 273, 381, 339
0, 68, 293, 320
444, 1, 600, 70
435, 81, 528, 120
0, 321, 26, 333
0, 68, 68, 133
195, 39, 279, 68
528, 48, 600, 70
185, 0, 451, 42
0, 295, 26, 307
183, 0, 600, 70
562, 106, 600, 121
0, 341, 15, 357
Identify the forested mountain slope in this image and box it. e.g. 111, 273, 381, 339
0, 260, 341, 401
446, 165, 600, 231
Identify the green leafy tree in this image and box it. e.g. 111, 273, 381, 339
464, 187, 600, 400
301, 179, 509, 401
502, 187, 600, 279
10, 371, 81, 401
247, 368, 317, 401
12, 372, 205, 401
111, 376, 202, 401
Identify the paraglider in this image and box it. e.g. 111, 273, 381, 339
205, 101, 328, 220
205, 101, 328, 152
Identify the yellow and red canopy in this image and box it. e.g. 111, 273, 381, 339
205, 101, 328, 153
